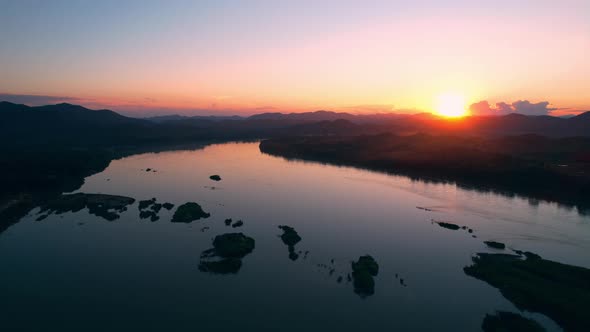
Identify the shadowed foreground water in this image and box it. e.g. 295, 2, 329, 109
1, 142, 588, 331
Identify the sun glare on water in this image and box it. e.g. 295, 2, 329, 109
435, 93, 468, 118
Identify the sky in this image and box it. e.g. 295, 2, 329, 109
1, 0, 589, 116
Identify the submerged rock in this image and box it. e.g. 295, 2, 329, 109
40, 193, 135, 221
171, 202, 210, 223
484, 241, 506, 250
224, 218, 232, 226
278, 225, 302, 261
464, 253, 590, 331
209, 175, 222, 181
482, 311, 545, 332
162, 202, 174, 210
351, 255, 380, 297
231, 220, 244, 228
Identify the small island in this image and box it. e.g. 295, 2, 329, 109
351, 255, 380, 297
171, 202, 210, 223
464, 253, 590, 331
199, 233, 256, 274
39, 193, 135, 221
484, 241, 506, 250
278, 225, 302, 260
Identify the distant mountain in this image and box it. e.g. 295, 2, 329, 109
145, 115, 187, 122
247, 110, 415, 124
249, 110, 358, 122
0, 102, 145, 126
147, 114, 245, 123
572, 111, 590, 121
0, 102, 153, 148
2, 101, 590, 151
0, 101, 30, 112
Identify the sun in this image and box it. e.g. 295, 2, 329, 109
435, 93, 468, 118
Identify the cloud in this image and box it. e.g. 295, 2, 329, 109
469, 100, 555, 116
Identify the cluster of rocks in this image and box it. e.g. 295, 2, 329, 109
37, 193, 135, 221
223, 218, 244, 228
278, 225, 302, 260
138, 197, 174, 222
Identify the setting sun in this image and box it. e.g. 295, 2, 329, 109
435, 93, 468, 118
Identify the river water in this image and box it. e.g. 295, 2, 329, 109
1, 142, 588, 331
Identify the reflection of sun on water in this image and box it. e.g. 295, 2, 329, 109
435, 93, 468, 118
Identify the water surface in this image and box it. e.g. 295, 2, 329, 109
2, 142, 588, 331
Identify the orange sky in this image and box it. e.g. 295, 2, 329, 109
1, 1, 589, 116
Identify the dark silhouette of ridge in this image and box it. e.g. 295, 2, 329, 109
572, 111, 590, 120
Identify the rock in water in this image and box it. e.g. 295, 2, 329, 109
435, 221, 461, 230
171, 202, 210, 223
138, 198, 156, 210
278, 225, 302, 261
40, 193, 135, 221
212, 233, 255, 258
484, 241, 506, 250
198, 233, 255, 275
351, 255, 379, 297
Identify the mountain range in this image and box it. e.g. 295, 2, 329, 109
2, 101, 590, 150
